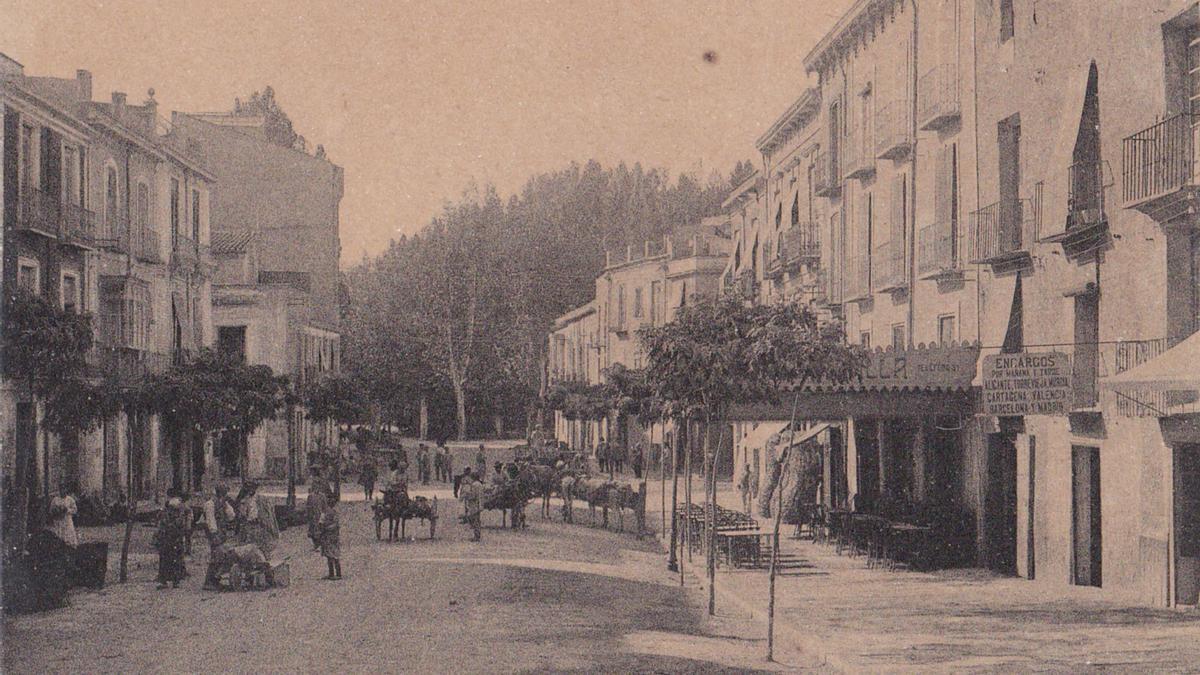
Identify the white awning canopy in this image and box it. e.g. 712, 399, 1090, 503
739, 421, 789, 451
1101, 331, 1200, 391
784, 422, 831, 451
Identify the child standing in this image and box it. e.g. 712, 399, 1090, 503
319, 499, 342, 580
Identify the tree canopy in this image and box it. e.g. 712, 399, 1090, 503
345, 160, 739, 439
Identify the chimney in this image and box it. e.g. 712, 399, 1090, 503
143, 88, 158, 121
75, 69, 92, 101
111, 91, 126, 120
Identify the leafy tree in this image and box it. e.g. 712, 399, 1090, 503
639, 296, 867, 617
1, 289, 95, 549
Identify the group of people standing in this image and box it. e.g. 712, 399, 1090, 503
358, 442, 458, 499
595, 440, 645, 479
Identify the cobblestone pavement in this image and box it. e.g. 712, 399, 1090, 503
3, 483, 815, 674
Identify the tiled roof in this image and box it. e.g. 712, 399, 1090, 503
211, 230, 255, 254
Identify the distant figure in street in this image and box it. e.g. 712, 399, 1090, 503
441, 442, 453, 483
453, 466, 471, 498
383, 461, 402, 490
613, 443, 625, 474
396, 445, 409, 478
433, 444, 445, 483
319, 498, 342, 580
459, 471, 483, 542
154, 497, 189, 589
596, 440, 608, 474
359, 460, 378, 501
418, 443, 431, 484
48, 483, 79, 547
306, 473, 330, 551
738, 464, 753, 515
631, 443, 644, 479
474, 445, 487, 481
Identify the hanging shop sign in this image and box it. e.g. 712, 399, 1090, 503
981, 351, 1072, 416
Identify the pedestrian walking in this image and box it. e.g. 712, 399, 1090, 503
319, 499, 342, 580
738, 463, 753, 515
631, 443, 644, 479
614, 443, 625, 474
360, 460, 378, 501
597, 440, 608, 474
442, 443, 453, 483
154, 496, 189, 589
459, 470, 483, 542
48, 483, 79, 547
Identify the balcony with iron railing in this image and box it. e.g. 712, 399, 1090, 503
969, 186, 1041, 268
779, 223, 820, 267
92, 344, 172, 381
1064, 337, 1171, 411
918, 64, 961, 131
917, 222, 961, 280
1043, 161, 1111, 258
842, 134, 875, 181
14, 187, 95, 247
134, 225, 163, 264
845, 252, 871, 302
813, 151, 841, 197
171, 233, 199, 272
872, 239, 907, 292
875, 99, 914, 160
96, 211, 131, 254
1121, 112, 1200, 221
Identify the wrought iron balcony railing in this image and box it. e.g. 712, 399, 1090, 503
917, 64, 961, 131
917, 222, 960, 279
969, 185, 1041, 265
875, 99, 914, 160
872, 239, 907, 292
813, 151, 840, 197
1121, 112, 1199, 217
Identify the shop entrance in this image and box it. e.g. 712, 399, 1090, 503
1175, 443, 1200, 605
1072, 445, 1102, 587
985, 432, 1018, 574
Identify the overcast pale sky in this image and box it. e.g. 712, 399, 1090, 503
2, 0, 852, 265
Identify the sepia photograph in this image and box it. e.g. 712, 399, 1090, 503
2, 0, 1200, 672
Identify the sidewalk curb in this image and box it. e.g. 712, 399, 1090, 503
651, 529, 852, 672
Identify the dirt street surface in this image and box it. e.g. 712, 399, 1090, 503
3, 487, 810, 674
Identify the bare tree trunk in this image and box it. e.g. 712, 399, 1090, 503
419, 395, 429, 441
451, 378, 468, 441
707, 419, 725, 616
767, 395, 800, 662
668, 420, 682, 580
684, 420, 693, 564
286, 404, 297, 509
120, 410, 136, 583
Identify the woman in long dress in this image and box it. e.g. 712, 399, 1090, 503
48, 484, 79, 547
154, 498, 188, 589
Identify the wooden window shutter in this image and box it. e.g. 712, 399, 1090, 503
892, 174, 907, 275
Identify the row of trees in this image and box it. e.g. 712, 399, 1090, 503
2, 290, 361, 576
344, 160, 751, 441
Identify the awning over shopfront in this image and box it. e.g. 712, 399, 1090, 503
739, 421, 789, 451
784, 422, 830, 451
729, 342, 981, 421
1101, 331, 1200, 390
1101, 331, 1200, 417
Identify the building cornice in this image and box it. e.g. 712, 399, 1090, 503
803, 0, 906, 76
755, 88, 821, 156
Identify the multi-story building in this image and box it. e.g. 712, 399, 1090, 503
547, 221, 731, 454
724, 0, 1200, 608
172, 107, 343, 480
2, 58, 214, 509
